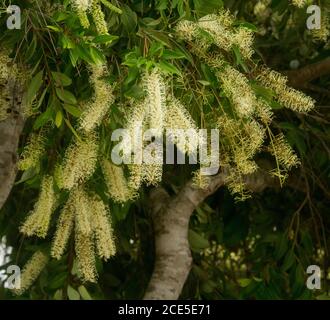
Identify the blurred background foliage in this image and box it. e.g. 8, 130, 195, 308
0, 0, 329, 300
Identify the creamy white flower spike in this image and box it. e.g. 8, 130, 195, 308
91, 196, 116, 260
51, 201, 75, 260
257, 67, 315, 112
218, 66, 257, 118
18, 133, 46, 171
102, 159, 136, 203
79, 64, 114, 133
291, 0, 307, 8
61, 132, 99, 190
142, 69, 166, 134
13, 251, 48, 295
20, 176, 57, 238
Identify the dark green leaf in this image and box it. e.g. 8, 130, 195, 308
52, 72, 72, 87
67, 286, 80, 300
25, 70, 44, 106
63, 104, 82, 117
56, 88, 77, 104
158, 61, 181, 75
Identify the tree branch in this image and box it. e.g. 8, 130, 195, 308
144, 173, 226, 300
285, 58, 330, 89
144, 167, 276, 300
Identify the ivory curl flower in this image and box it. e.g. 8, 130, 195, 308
197, 14, 235, 51
71, 0, 122, 32
255, 99, 273, 125
91, 195, 116, 260
61, 132, 99, 190
51, 187, 90, 260
225, 169, 252, 201
91, 0, 108, 35
175, 20, 198, 41
72, 186, 93, 235
270, 133, 300, 171
142, 164, 163, 186
217, 66, 257, 118
116, 69, 167, 189
75, 231, 97, 282
72, 187, 116, 282
52, 185, 117, 282
125, 101, 146, 163
20, 176, 57, 238
79, 64, 114, 133
13, 251, 48, 295
72, 189, 96, 283
52, 186, 116, 266
257, 67, 315, 112
51, 199, 75, 260
71, 0, 91, 28
165, 96, 199, 156
254, 0, 272, 21
127, 164, 143, 191
102, 159, 135, 203
178, 11, 254, 59
142, 69, 166, 133
217, 115, 264, 177
18, 133, 45, 171
125, 101, 146, 134
291, 0, 307, 8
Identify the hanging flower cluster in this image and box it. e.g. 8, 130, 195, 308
15, 8, 317, 293
70, 0, 122, 34
13, 251, 48, 296
257, 67, 315, 113
291, 0, 308, 8
175, 10, 314, 198
18, 132, 46, 171
176, 11, 254, 58
78, 65, 114, 132
20, 176, 57, 238
51, 187, 116, 282
17, 62, 118, 290
123, 69, 199, 188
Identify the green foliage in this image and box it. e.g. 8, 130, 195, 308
0, 0, 329, 300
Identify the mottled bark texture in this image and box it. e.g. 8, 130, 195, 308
286, 57, 330, 89
0, 79, 25, 210
144, 168, 276, 300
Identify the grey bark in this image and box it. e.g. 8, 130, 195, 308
285, 57, 330, 88
0, 79, 25, 210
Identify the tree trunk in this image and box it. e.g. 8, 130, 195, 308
144, 167, 276, 300
0, 79, 25, 210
